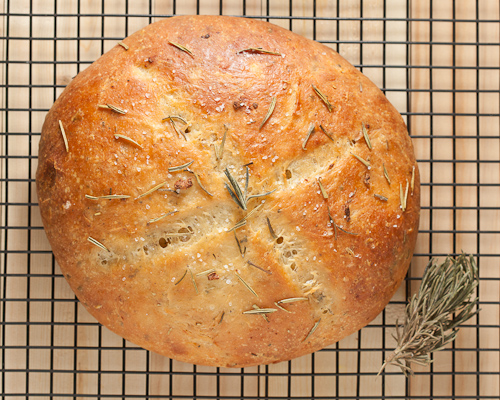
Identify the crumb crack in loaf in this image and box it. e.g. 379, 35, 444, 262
36, 15, 420, 368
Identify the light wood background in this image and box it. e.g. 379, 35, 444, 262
1, 0, 499, 399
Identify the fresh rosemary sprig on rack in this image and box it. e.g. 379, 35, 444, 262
379, 254, 479, 376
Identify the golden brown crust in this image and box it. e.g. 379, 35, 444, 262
36, 15, 420, 367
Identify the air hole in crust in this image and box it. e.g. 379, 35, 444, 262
276, 237, 284, 244
285, 170, 292, 179
159, 238, 169, 248
101, 260, 107, 265
292, 250, 298, 255
290, 262, 297, 271
284, 251, 292, 258
178, 227, 192, 242
185, 126, 191, 133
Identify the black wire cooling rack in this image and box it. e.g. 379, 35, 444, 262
1, 0, 499, 399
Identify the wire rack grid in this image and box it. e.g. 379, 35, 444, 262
1, 0, 499, 399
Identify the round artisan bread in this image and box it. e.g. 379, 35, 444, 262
36, 15, 420, 367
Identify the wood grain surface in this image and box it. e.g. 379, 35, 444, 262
1, 0, 498, 398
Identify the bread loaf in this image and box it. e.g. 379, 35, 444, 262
36, 15, 420, 367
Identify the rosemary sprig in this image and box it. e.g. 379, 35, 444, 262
168, 41, 194, 56
87, 237, 109, 252
275, 302, 291, 313
224, 168, 276, 210
379, 254, 479, 376
302, 124, 315, 150
98, 104, 127, 114
237, 47, 281, 56
362, 122, 372, 150
259, 96, 276, 130
186, 168, 214, 196
118, 41, 129, 50
86, 194, 130, 200
243, 306, 277, 315
58, 120, 69, 152
351, 153, 370, 169
236, 272, 258, 298
168, 160, 194, 172
114, 134, 142, 148
312, 85, 332, 112
319, 124, 335, 142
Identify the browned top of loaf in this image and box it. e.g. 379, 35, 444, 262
36, 15, 420, 368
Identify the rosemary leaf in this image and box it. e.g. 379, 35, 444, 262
168, 160, 194, 172
228, 220, 247, 233
175, 269, 188, 286
166, 116, 187, 141
302, 124, 315, 150
237, 47, 281, 56
319, 124, 335, 142
216, 126, 228, 160
246, 189, 276, 203
234, 232, 244, 256
138, 181, 168, 198
247, 260, 272, 275
118, 41, 129, 50
411, 166, 415, 195
400, 183, 405, 212
259, 96, 276, 130
266, 217, 278, 239
98, 104, 127, 114
303, 318, 321, 342
187, 168, 214, 196
87, 237, 109, 252
162, 115, 188, 125
168, 41, 194, 56
275, 302, 291, 313
278, 297, 308, 304
362, 122, 372, 150
196, 268, 215, 277
86, 194, 130, 200
236, 272, 258, 298
379, 254, 479, 376
374, 194, 388, 202
147, 210, 178, 224
189, 269, 199, 294
383, 163, 391, 185
351, 153, 370, 169
243, 307, 277, 315
114, 134, 142, 148
317, 177, 328, 199
312, 85, 332, 112
58, 120, 69, 152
